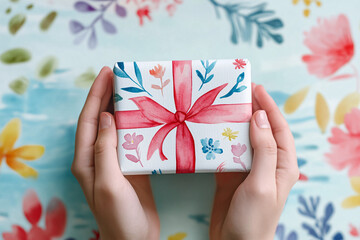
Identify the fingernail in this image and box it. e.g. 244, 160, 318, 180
256, 110, 270, 129
100, 112, 111, 129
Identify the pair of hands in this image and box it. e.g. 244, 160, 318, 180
72, 67, 299, 240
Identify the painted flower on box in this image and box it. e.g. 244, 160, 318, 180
201, 138, 223, 160
233, 59, 246, 69
231, 143, 247, 170
222, 128, 239, 141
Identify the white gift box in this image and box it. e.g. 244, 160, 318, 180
113, 59, 252, 175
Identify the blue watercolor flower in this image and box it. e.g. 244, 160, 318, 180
201, 138, 223, 160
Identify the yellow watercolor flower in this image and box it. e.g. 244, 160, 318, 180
222, 128, 239, 141
342, 177, 360, 208
0, 118, 44, 178
168, 232, 187, 240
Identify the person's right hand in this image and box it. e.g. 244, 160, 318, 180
210, 84, 299, 240
72, 67, 160, 240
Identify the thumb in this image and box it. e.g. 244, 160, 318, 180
94, 112, 123, 183
247, 110, 277, 185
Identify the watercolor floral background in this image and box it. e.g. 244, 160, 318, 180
1, 0, 360, 239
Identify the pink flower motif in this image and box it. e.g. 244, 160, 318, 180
233, 59, 246, 69
122, 133, 144, 150
2, 190, 66, 240
325, 108, 360, 176
231, 143, 247, 170
302, 14, 354, 78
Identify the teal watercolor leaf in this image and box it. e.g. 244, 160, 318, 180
197, 60, 217, 91
121, 87, 145, 93
113, 62, 151, 96
220, 72, 247, 99
114, 93, 123, 102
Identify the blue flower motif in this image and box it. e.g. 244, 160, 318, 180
200, 138, 223, 160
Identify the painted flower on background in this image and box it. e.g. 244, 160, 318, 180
222, 128, 239, 141
137, 6, 152, 26
2, 190, 66, 240
201, 138, 223, 160
350, 224, 360, 237
0, 118, 45, 178
122, 133, 144, 150
325, 108, 360, 177
231, 143, 247, 170
233, 59, 246, 69
302, 14, 354, 78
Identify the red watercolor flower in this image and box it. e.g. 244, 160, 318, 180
302, 14, 354, 78
2, 190, 67, 240
233, 59, 246, 69
350, 224, 359, 237
325, 108, 360, 177
137, 6, 152, 26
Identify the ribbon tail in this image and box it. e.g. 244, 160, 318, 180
176, 123, 195, 174
147, 122, 179, 161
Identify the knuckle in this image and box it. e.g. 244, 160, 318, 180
94, 138, 107, 155
262, 140, 277, 155
246, 181, 275, 198
95, 182, 118, 199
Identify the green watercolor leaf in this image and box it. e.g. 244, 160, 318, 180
37, 56, 58, 79
9, 13, 26, 35
6, 8, 11, 14
40, 11, 57, 31
75, 68, 96, 88
1, 48, 31, 64
10, 0, 19, 2
27, 4, 34, 10
114, 93, 123, 102
9, 76, 29, 95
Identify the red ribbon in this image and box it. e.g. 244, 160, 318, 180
115, 60, 252, 173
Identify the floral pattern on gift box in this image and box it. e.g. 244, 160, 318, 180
222, 127, 239, 141
150, 64, 170, 96
2, 190, 67, 240
200, 138, 223, 160
196, 60, 216, 91
122, 133, 144, 167
231, 143, 247, 170
233, 59, 246, 70
220, 71, 247, 99
0, 118, 45, 178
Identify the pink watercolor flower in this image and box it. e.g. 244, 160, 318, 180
302, 14, 354, 78
233, 59, 246, 69
2, 190, 66, 240
325, 108, 360, 176
122, 133, 144, 150
231, 143, 247, 170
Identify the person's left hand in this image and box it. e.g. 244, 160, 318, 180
72, 67, 160, 240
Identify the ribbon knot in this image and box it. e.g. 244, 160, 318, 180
116, 60, 252, 173
175, 111, 186, 123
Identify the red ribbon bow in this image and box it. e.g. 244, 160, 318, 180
116, 60, 251, 173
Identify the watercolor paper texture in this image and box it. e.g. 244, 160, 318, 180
113, 59, 252, 175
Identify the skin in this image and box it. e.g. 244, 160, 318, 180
72, 67, 299, 240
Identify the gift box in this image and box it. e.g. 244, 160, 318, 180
113, 59, 252, 175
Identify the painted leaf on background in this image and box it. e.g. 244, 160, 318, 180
342, 195, 360, 208
40, 11, 57, 31
334, 92, 360, 125
74, 68, 96, 88
284, 86, 310, 114
9, 77, 29, 95
1, 48, 31, 64
9, 13, 26, 35
315, 92, 330, 133
37, 56, 58, 79
168, 232, 187, 240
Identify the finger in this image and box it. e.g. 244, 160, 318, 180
247, 110, 277, 185
94, 112, 123, 184
251, 83, 261, 113
74, 67, 113, 169
254, 85, 295, 155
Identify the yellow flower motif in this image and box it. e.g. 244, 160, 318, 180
342, 177, 360, 208
168, 232, 187, 240
222, 128, 239, 141
0, 118, 44, 178
291, 0, 322, 17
